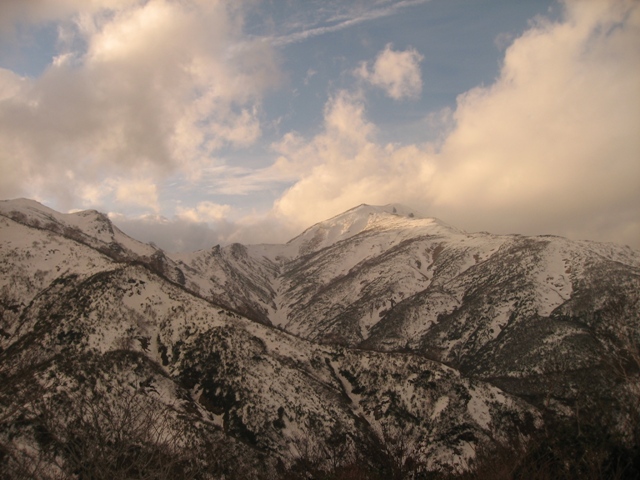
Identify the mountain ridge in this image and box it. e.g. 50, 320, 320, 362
1, 198, 638, 478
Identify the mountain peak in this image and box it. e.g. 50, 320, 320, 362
347, 203, 421, 218
0, 197, 59, 218
286, 203, 455, 256
0, 197, 156, 258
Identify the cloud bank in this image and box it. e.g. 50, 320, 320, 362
0, 0, 278, 212
272, 0, 640, 248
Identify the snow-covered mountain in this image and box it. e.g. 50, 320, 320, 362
1, 199, 638, 479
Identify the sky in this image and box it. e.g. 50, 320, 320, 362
0, 0, 638, 252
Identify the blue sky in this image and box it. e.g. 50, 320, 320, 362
1, 0, 638, 251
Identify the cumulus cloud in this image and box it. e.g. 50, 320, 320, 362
273, 0, 640, 248
176, 201, 231, 223
60, 175, 160, 213
355, 43, 423, 99
3, 0, 639, 252
432, 0, 640, 244
113, 178, 159, 212
0, 0, 279, 211
269, 90, 433, 229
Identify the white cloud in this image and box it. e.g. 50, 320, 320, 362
2, 0, 638, 252
108, 213, 225, 252
70, 176, 160, 212
272, 0, 640, 248
272, 90, 435, 228
266, 0, 431, 47
113, 179, 159, 212
176, 202, 232, 223
110, 206, 298, 252
431, 0, 640, 244
0, 0, 279, 211
356, 43, 423, 99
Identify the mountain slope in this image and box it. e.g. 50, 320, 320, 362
1, 198, 638, 478
0, 199, 544, 478
265, 207, 639, 439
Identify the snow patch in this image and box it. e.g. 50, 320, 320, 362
467, 388, 491, 430
431, 396, 449, 420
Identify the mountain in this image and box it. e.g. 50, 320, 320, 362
1, 199, 638, 479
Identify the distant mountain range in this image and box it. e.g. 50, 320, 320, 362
1, 199, 638, 479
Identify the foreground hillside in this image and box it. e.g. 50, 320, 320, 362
1, 199, 638, 479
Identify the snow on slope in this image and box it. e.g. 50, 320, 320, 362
0, 214, 116, 343
4, 257, 541, 474
0, 198, 157, 258
170, 243, 279, 325
274, 227, 511, 343
286, 204, 458, 257
1, 197, 638, 476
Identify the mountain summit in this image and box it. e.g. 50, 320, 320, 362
1, 199, 638, 479
286, 203, 457, 257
